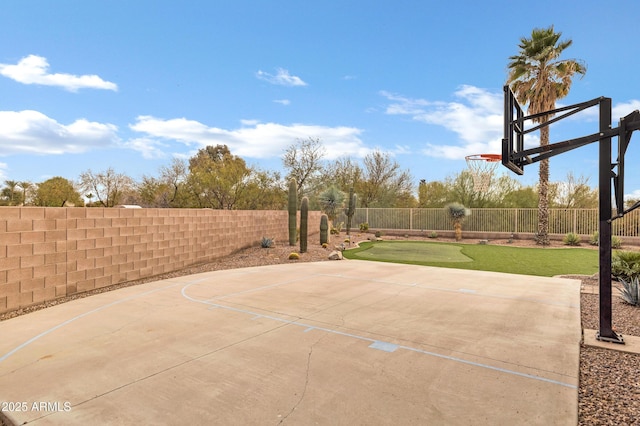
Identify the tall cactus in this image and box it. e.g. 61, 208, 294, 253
345, 187, 356, 236
300, 197, 308, 253
288, 178, 297, 246
320, 214, 329, 245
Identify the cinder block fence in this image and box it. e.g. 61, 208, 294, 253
0, 207, 321, 315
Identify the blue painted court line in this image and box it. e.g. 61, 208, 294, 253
369, 341, 399, 352
315, 273, 579, 309
0, 280, 194, 364
180, 281, 576, 389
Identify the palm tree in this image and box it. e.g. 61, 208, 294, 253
507, 26, 586, 245
18, 181, 32, 205
3, 180, 18, 205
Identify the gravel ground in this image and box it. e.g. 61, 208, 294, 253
577, 275, 640, 425
1, 235, 639, 425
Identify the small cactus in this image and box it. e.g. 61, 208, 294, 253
288, 252, 300, 260
300, 197, 308, 253
261, 237, 273, 248
288, 178, 297, 246
320, 214, 329, 245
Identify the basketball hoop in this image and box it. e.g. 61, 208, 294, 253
465, 154, 501, 193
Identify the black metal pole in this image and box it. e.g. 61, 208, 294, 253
597, 97, 623, 343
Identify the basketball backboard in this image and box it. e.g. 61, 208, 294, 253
502, 85, 525, 175
615, 110, 640, 215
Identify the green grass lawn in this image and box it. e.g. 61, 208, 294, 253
343, 240, 599, 277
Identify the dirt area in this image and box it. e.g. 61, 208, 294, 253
1, 233, 638, 424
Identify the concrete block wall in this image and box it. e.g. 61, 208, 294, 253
0, 208, 322, 314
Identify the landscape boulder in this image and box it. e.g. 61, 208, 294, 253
328, 250, 343, 260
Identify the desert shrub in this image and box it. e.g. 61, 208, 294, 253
589, 231, 622, 249
428, 231, 438, 239
612, 251, 640, 281
563, 232, 581, 246
330, 222, 344, 235
374, 230, 383, 238
261, 237, 274, 248
617, 277, 640, 306
445, 203, 470, 241
359, 222, 369, 231
612, 235, 622, 249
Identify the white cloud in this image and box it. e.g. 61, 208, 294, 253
124, 137, 169, 159
129, 116, 368, 160
0, 55, 117, 92
382, 85, 504, 159
256, 68, 307, 87
613, 100, 640, 121
274, 99, 291, 105
0, 110, 119, 155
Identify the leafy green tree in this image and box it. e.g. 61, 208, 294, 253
507, 25, 586, 244
137, 159, 190, 207
501, 187, 539, 208
34, 177, 83, 207
550, 172, 598, 209
322, 156, 363, 194
419, 180, 447, 208
136, 176, 170, 207
358, 150, 414, 207
446, 171, 486, 208
237, 170, 286, 210
187, 145, 253, 209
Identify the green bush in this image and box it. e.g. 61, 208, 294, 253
612, 251, 640, 281
374, 230, 383, 238
563, 232, 581, 246
589, 231, 622, 249
612, 235, 622, 249
428, 231, 438, 239
359, 222, 369, 231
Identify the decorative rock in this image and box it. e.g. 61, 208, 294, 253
328, 250, 343, 260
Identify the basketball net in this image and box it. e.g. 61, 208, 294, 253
465, 154, 501, 193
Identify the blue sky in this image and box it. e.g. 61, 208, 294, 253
1, 1, 640, 198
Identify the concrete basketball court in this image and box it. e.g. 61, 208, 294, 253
0, 260, 581, 425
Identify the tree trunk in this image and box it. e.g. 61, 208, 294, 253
536, 123, 551, 245
454, 222, 462, 241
